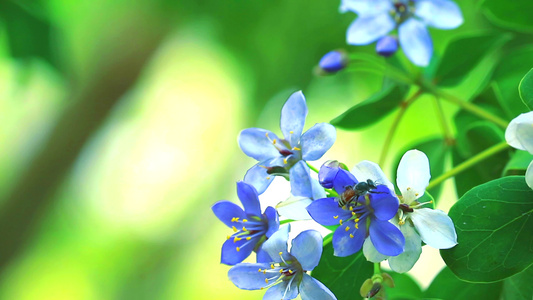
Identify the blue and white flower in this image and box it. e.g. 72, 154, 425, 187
239, 91, 336, 194
341, 0, 463, 66
228, 225, 337, 300
363, 150, 458, 272
505, 111, 533, 189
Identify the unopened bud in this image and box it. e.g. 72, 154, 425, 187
318, 50, 349, 74
318, 160, 342, 188
376, 36, 398, 57
367, 282, 382, 298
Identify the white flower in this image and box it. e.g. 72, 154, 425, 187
505, 111, 533, 189
363, 150, 458, 273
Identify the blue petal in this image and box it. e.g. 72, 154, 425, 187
398, 18, 433, 67
332, 219, 367, 257
369, 185, 399, 221
306, 197, 351, 226
346, 14, 395, 45
333, 169, 357, 195
301, 123, 336, 161
263, 280, 299, 300
318, 161, 341, 189
290, 161, 314, 198
239, 128, 280, 162
264, 206, 280, 238
280, 91, 308, 146
244, 161, 275, 194
299, 274, 337, 300
415, 0, 463, 29
221, 236, 259, 265
340, 0, 393, 16
376, 36, 399, 57
319, 51, 348, 73
311, 177, 327, 199
256, 246, 272, 263
290, 230, 323, 271
236, 181, 261, 216
369, 219, 405, 256
212, 201, 246, 228
228, 263, 272, 290
262, 224, 292, 263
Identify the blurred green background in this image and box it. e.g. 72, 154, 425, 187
0, 0, 516, 299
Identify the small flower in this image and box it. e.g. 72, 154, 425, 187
239, 91, 336, 194
376, 36, 399, 57
318, 160, 347, 189
228, 225, 337, 300
363, 150, 458, 273
212, 181, 280, 265
318, 50, 349, 73
341, 0, 463, 66
307, 161, 404, 257
505, 112, 533, 189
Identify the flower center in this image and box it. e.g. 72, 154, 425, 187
265, 132, 302, 167
391, 0, 415, 24
228, 216, 267, 252
258, 252, 303, 298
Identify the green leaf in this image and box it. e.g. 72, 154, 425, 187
311, 237, 373, 300
441, 176, 533, 282
482, 0, 533, 33
424, 267, 503, 300
434, 32, 511, 87
503, 150, 533, 176
519, 68, 533, 110
385, 272, 423, 300
501, 265, 533, 300
330, 83, 409, 130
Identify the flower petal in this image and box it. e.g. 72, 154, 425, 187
333, 169, 358, 195
396, 149, 431, 202
415, 0, 463, 29
244, 161, 275, 194
212, 200, 246, 228
239, 128, 280, 161
332, 219, 367, 257
262, 224, 292, 263
526, 161, 533, 190
301, 123, 336, 161
280, 91, 308, 145
340, 0, 392, 16
290, 161, 314, 198
398, 18, 433, 67
311, 177, 327, 199
362, 238, 388, 263
221, 236, 259, 265
256, 246, 272, 263
352, 160, 395, 193
265, 206, 280, 237
291, 230, 323, 271
505, 112, 533, 153
300, 274, 337, 300
388, 223, 422, 273
410, 208, 457, 249
306, 197, 352, 226
369, 219, 405, 256
277, 196, 313, 220
346, 14, 395, 45
318, 161, 342, 189
369, 185, 399, 221
263, 279, 299, 300
228, 263, 272, 290
236, 181, 262, 216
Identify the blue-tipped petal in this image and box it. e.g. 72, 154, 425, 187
306, 197, 351, 226
415, 0, 463, 29
398, 18, 433, 67
262, 224, 292, 263
352, 160, 394, 193
332, 219, 367, 257
362, 237, 389, 263
333, 169, 357, 195
300, 274, 337, 300
280, 91, 308, 146
256, 247, 272, 263
244, 161, 275, 194
369, 185, 399, 220
301, 123, 336, 161
290, 161, 314, 198
290, 230, 323, 271
376, 36, 399, 57
221, 236, 259, 265
340, 0, 393, 16
319, 51, 348, 73
388, 223, 422, 273
212, 201, 246, 228
346, 14, 395, 45
239, 128, 280, 161
264, 206, 280, 237
311, 177, 327, 199
263, 280, 299, 300
228, 263, 272, 290
277, 196, 313, 220
410, 208, 457, 249
369, 219, 405, 256
236, 181, 262, 216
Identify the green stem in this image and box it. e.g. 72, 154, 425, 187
432, 96, 454, 145
374, 263, 381, 275
280, 219, 295, 225
325, 188, 339, 197
323, 234, 333, 246
306, 162, 319, 174
379, 89, 423, 166
426, 141, 509, 190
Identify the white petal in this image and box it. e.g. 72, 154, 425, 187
363, 237, 389, 263
398, 18, 433, 67
396, 150, 430, 203
505, 112, 533, 153
410, 208, 457, 249
346, 14, 395, 45
352, 160, 395, 193
526, 161, 533, 190
276, 196, 313, 220
388, 223, 422, 273
340, 0, 393, 15
415, 0, 463, 29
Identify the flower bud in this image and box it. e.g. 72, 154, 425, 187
318, 50, 349, 73
376, 36, 398, 57
318, 160, 342, 188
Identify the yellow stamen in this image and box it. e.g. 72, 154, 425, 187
289, 269, 293, 274
352, 211, 356, 216
345, 226, 350, 232
283, 158, 288, 164
263, 270, 266, 274
350, 234, 354, 238
415, 193, 419, 197
227, 235, 231, 240
234, 237, 242, 243
271, 264, 275, 269
355, 223, 359, 229
266, 176, 271, 180
258, 268, 262, 272
354, 218, 360, 222
279, 252, 283, 255
242, 226, 247, 231
349, 206, 353, 211
333, 215, 339, 219
265, 278, 269, 283
236, 247, 241, 252
292, 147, 301, 151
289, 131, 294, 134
339, 219, 343, 225
273, 139, 277, 144
279, 269, 283, 273
242, 219, 248, 222
246, 237, 251, 240
232, 226, 238, 232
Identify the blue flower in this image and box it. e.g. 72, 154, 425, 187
319, 50, 349, 73
341, 0, 463, 66
212, 181, 280, 265
307, 161, 404, 257
239, 91, 336, 194
228, 225, 337, 300
376, 36, 398, 57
